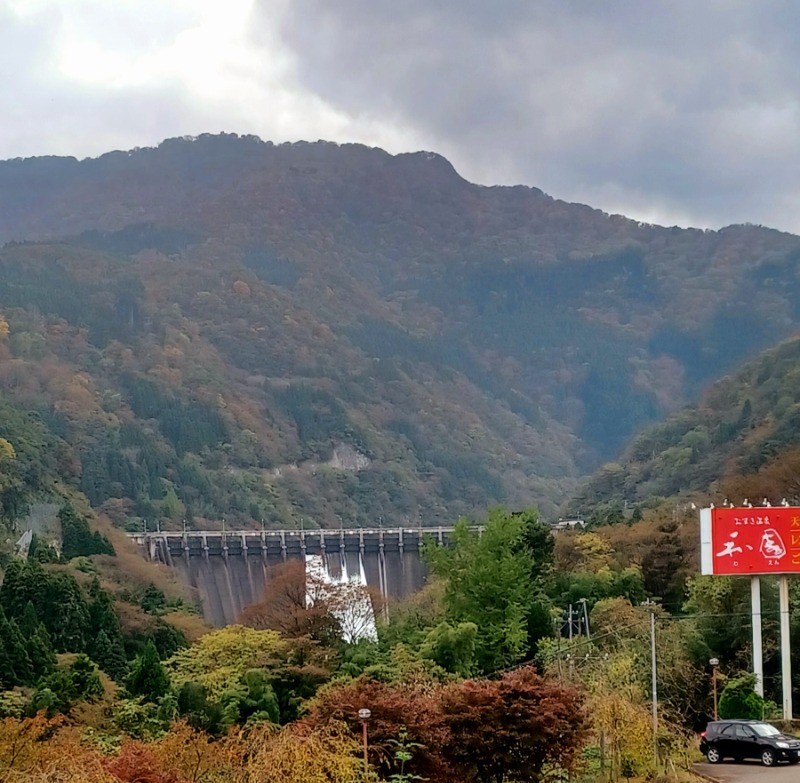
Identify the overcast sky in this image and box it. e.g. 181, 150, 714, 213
3, 0, 800, 232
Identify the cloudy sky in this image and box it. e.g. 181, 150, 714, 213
3, 0, 800, 232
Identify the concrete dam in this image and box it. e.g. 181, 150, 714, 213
132, 527, 461, 627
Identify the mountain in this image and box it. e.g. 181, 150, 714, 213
569, 336, 800, 520
1, 133, 800, 528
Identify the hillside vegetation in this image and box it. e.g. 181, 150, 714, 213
571, 336, 800, 519
2, 134, 800, 528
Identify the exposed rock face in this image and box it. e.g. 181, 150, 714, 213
327, 444, 370, 471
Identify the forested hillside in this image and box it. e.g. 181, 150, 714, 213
571, 336, 800, 521
2, 134, 800, 529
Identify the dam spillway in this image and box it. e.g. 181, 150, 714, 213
131, 527, 461, 627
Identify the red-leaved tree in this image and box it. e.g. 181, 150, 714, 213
303, 677, 455, 781
440, 667, 587, 783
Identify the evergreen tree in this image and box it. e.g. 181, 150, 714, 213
140, 583, 167, 614
27, 624, 56, 680
0, 607, 33, 685
126, 640, 170, 702
69, 654, 104, 701
0, 559, 39, 620
19, 600, 39, 637
87, 578, 128, 680
42, 572, 89, 652
93, 630, 128, 682
88, 578, 121, 637
35, 654, 104, 714
0, 637, 15, 688
28, 533, 58, 563
59, 504, 114, 560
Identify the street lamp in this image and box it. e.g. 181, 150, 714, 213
358, 708, 371, 778
709, 658, 720, 720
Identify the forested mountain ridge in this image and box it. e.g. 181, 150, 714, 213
2, 133, 800, 528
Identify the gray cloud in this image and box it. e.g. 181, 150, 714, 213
275, 0, 800, 231
2, 1, 800, 234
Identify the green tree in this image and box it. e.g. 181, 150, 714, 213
33, 654, 104, 715
68, 654, 104, 701
87, 578, 128, 680
42, 572, 90, 652
127, 640, 170, 702
719, 673, 766, 720
27, 624, 56, 680
426, 508, 542, 673
18, 600, 40, 637
140, 583, 168, 614
0, 607, 33, 686
176, 681, 225, 734
93, 629, 128, 682
418, 621, 477, 677
165, 626, 285, 700
59, 503, 114, 560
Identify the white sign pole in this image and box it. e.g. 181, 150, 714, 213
751, 575, 764, 697
779, 574, 792, 720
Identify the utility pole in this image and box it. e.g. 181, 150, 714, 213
644, 600, 658, 769
579, 597, 591, 640
709, 658, 719, 720
568, 604, 574, 677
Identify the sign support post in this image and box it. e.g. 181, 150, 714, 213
701, 505, 798, 715
780, 574, 792, 720
751, 576, 764, 697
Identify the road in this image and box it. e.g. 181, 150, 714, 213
695, 760, 800, 781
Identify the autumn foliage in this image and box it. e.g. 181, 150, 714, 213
305, 667, 587, 783
0, 666, 585, 783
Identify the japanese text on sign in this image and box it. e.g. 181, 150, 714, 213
700, 507, 800, 575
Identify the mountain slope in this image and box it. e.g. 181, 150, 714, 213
1, 134, 800, 526
569, 336, 800, 516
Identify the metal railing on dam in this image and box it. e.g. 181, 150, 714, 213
130, 527, 471, 627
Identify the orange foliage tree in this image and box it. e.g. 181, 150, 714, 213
230, 722, 362, 783
237, 560, 339, 646
440, 667, 587, 783
305, 667, 587, 783
304, 677, 453, 781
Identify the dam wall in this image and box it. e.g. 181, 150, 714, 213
131, 527, 460, 627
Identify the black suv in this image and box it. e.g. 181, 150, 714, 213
700, 720, 800, 766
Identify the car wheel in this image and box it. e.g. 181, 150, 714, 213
761, 749, 776, 766
707, 747, 722, 764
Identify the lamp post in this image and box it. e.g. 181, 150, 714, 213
358, 708, 371, 778
710, 658, 720, 720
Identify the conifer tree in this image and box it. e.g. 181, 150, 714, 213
126, 640, 170, 702
87, 578, 128, 680
0, 607, 33, 685
0, 559, 39, 620
19, 600, 39, 637
42, 572, 90, 652
27, 624, 56, 680
0, 637, 15, 688
59, 504, 114, 560
93, 630, 128, 682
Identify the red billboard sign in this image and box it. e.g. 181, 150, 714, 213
700, 506, 800, 575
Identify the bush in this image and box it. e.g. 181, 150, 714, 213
719, 673, 766, 720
